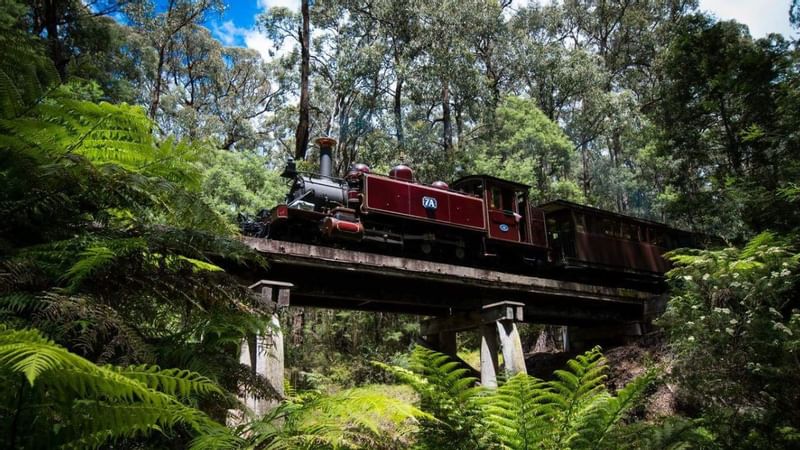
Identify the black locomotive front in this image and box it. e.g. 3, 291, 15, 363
280, 137, 348, 212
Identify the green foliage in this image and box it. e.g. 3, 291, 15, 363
471, 96, 577, 202
0, 29, 270, 448
618, 416, 715, 450
194, 384, 428, 450
402, 346, 485, 450
3, 1, 800, 448
0, 5, 59, 119
380, 345, 669, 450
200, 149, 286, 223
658, 233, 800, 448
0, 325, 229, 449
284, 309, 420, 390
377, 353, 484, 450
651, 15, 800, 237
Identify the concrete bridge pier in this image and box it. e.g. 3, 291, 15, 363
421, 301, 527, 388
236, 280, 292, 418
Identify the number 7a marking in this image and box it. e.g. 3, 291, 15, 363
422, 196, 438, 210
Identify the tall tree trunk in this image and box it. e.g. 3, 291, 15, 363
442, 82, 452, 153
611, 130, 629, 212
295, 0, 311, 160
394, 76, 404, 149
581, 141, 590, 199
148, 46, 166, 119
454, 100, 463, 140
43, 0, 66, 81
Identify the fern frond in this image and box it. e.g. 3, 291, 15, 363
481, 372, 550, 449
117, 365, 222, 398
0, 325, 228, 448
59, 237, 148, 290
570, 370, 656, 449
741, 231, 778, 258
232, 385, 426, 450
189, 428, 247, 450
0, 33, 59, 118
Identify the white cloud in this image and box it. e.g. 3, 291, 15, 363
211, 20, 247, 46
209, 1, 301, 61
243, 29, 275, 59
243, 0, 300, 59
259, 0, 300, 11
699, 0, 795, 38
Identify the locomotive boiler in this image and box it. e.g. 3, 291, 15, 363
249, 137, 694, 280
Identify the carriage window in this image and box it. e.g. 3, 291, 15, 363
592, 217, 618, 237
574, 213, 586, 233
650, 230, 672, 248
621, 222, 640, 241
456, 181, 483, 197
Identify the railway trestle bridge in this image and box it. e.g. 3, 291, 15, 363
236, 238, 666, 415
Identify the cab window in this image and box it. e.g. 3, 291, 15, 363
490, 187, 502, 209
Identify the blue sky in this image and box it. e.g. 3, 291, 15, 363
209, 0, 796, 59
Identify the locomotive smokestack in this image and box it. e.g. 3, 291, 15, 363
315, 137, 336, 178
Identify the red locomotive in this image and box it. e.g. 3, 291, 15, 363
250, 138, 693, 283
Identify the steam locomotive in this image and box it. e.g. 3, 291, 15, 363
245, 138, 694, 284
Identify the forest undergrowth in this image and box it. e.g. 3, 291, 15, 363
1, 0, 800, 448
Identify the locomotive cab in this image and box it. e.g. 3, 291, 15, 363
452, 175, 548, 250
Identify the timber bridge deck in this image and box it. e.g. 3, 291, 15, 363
242, 237, 664, 325
236, 238, 667, 402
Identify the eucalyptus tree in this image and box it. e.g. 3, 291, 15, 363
124, 0, 223, 121
650, 15, 798, 237
307, 0, 391, 174
24, 0, 132, 81
341, 0, 425, 150
472, 96, 577, 202
156, 24, 282, 150
215, 47, 287, 151
504, 5, 609, 201
501, 0, 697, 216
260, 2, 315, 160
123, 4, 282, 150
298, 0, 311, 159
409, 0, 492, 155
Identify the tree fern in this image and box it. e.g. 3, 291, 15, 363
192, 385, 428, 450
0, 325, 233, 449
618, 417, 715, 450
378, 346, 488, 450
480, 372, 550, 449
379, 346, 677, 450
545, 347, 610, 447
569, 370, 655, 449
0, 31, 59, 119
0, 18, 268, 449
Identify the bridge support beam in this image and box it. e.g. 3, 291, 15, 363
480, 323, 500, 388
498, 320, 527, 375
236, 280, 293, 418
421, 301, 527, 388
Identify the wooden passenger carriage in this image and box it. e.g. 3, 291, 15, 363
539, 200, 695, 275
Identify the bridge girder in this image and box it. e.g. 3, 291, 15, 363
241, 238, 663, 326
